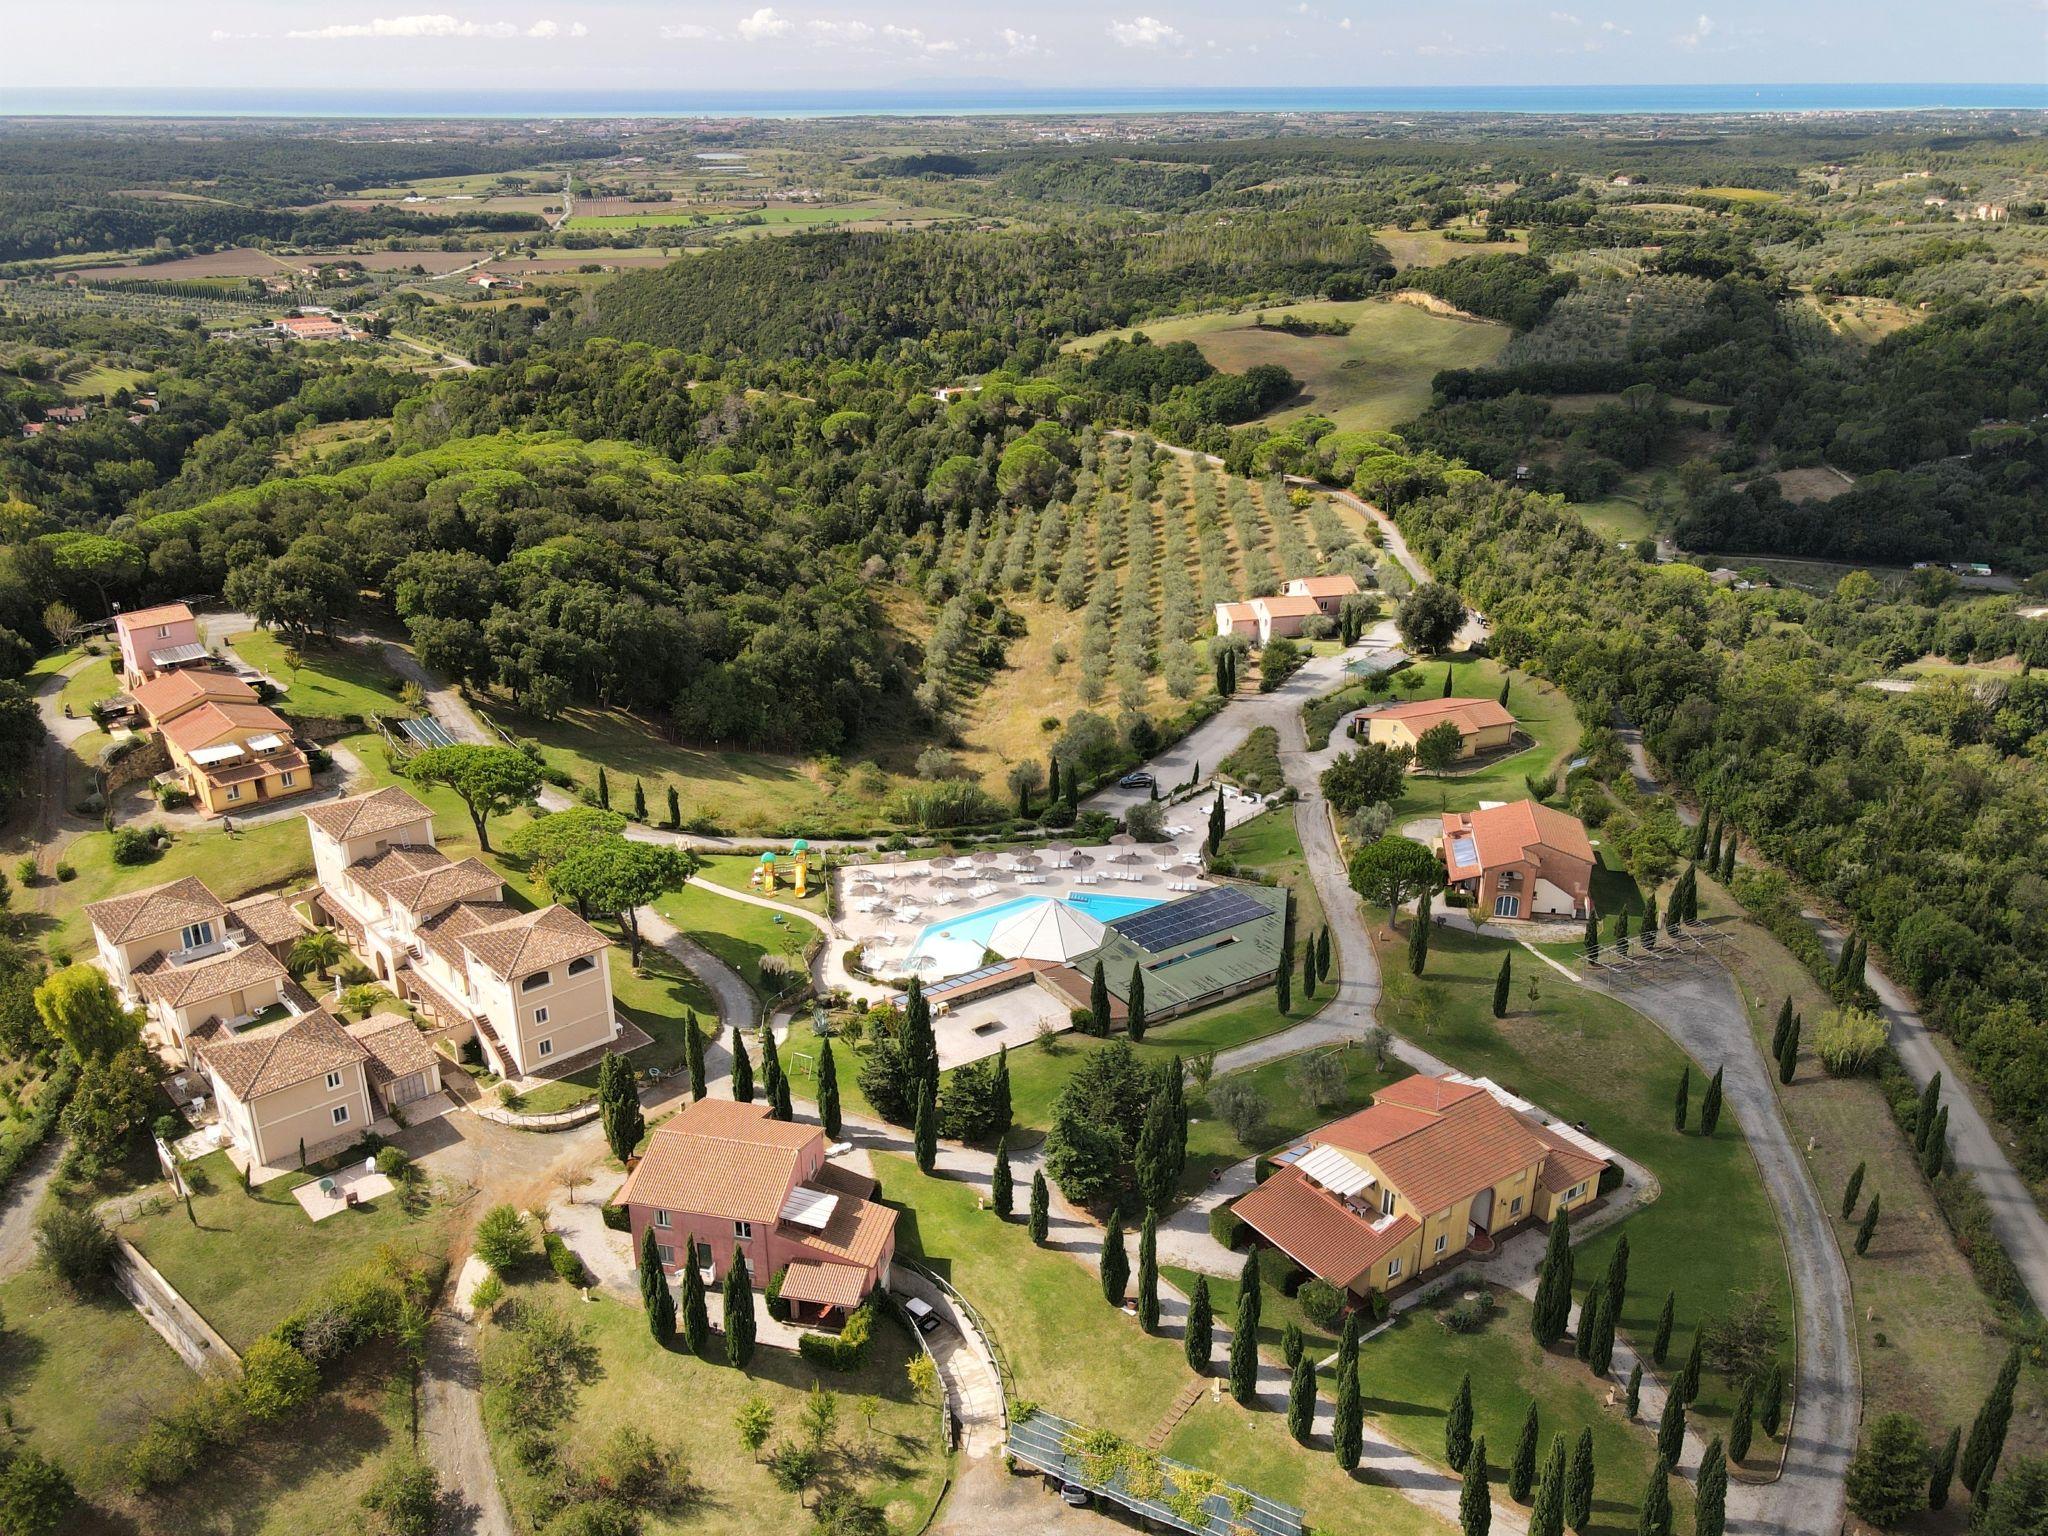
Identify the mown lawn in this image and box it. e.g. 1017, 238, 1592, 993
117, 1151, 457, 1352
872, 1153, 1444, 1536
1185, 1043, 1398, 1185
1168, 1270, 1687, 1536
481, 1276, 949, 1535
228, 629, 409, 722
1220, 806, 1327, 949
59, 653, 119, 717
1384, 658, 1581, 822
694, 851, 830, 913
1373, 922, 1791, 1438
653, 882, 811, 999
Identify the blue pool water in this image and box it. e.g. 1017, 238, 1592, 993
908, 893, 1160, 967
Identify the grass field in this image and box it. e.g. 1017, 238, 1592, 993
1572, 496, 1658, 545
1372, 922, 1790, 1440
1171, 1268, 1687, 1536
693, 852, 830, 912
565, 203, 938, 232
1375, 225, 1529, 268
481, 1275, 949, 1535
117, 1151, 458, 1351
1068, 298, 1509, 435
874, 1153, 1443, 1536
653, 882, 812, 999
227, 630, 409, 722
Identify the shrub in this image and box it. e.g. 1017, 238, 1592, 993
1816, 1007, 1887, 1076
12, 858, 34, 888
541, 1500, 639, 1536
0, 1449, 75, 1536
544, 1232, 585, 1286
54, 863, 75, 882
35, 1205, 114, 1295
1298, 1279, 1345, 1329
471, 1274, 506, 1315
1444, 1292, 1498, 1333
475, 1205, 535, 1274
798, 1298, 876, 1371
599, 1201, 630, 1232
1208, 1078, 1267, 1145
1208, 1203, 1245, 1250
239, 1337, 320, 1422
375, 1146, 413, 1181
360, 1452, 441, 1536
765, 1264, 790, 1322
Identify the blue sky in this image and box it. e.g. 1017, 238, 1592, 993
7, 1, 2041, 89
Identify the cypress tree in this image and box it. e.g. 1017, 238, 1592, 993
1138, 1210, 1160, 1332
1673, 1064, 1690, 1132
1834, 933, 1859, 990
685, 1009, 707, 1101
1530, 1433, 1568, 1536
1707, 817, 1723, 871
1915, 1073, 1943, 1155
1691, 814, 1711, 861
1289, 1354, 1317, 1445
1575, 1289, 1600, 1363
1855, 1191, 1881, 1256
1446, 1372, 1475, 1471
769, 1071, 792, 1122
1637, 1458, 1673, 1536
1681, 866, 1699, 923
1089, 959, 1111, 1036
632, 779, 647, 821
1921, 1106, 1949, 1179
1317, 927, 1332, 983
991, 1135, 1013, 1219
1759, 1359, 1784, 1439
817, 1040, 842, 1139
1656, 1389, 1686, 1465
1678, 1333, 1703, 1405
1666, 886, 1683, 935
1443, 666, 1455, 698
1333, 1313, 1363, 1470
1729, 1376, 1755, 1463
1409, 889, 1432, 975
1971, 1463, 1995, 1528
679, 1238, 708, 1355
1228, 1284, 1259, 1404
599, 1051, 644, 1163
1100, 1206, 1128, 1308
649, 1262, 677, 1344
638, 1224, 664, 1312
724, 1250, 755, 1369
1606, 1234, 1629, 1319
1642, 893, 1658, 948
1771, 996, 1794, 1060
1240, 1246, 1263, 1333
1165, 1056, 1188, 1189
1278, 936, 1294, 1011
1961, 1345, 2022, 1490
1696, 1439, 1727, 1536
1842, 1160, 1866, 1219
666, 784, 680, 828
1207, 790, 1225, 856
1493, 953, 1512, 1018
1567, 1427, 1595, 1534
1459, 1435, 1491, 1536
1532, 1209, 1574, 1347
1584, 906, 1600, 962
759, 1026, 783, 1104
731, 1026, 754, 1103
1718, 840, 1735, 882
1185, 1275, 1214, 1374
1625, 1362, 1642, 1418
597, 765, 610, 809
1029, 1168, 1049, 1243
1700, 1065, 1724, 1136
992, 1044, 1012, 1136
1778, 1015, 1800, 1084
1930, 1425, 1960, 1511
914, 1076, 938, 1173
1511, 1400, 1540, 1501
1588, 1287, 1616, 1377
1301, 938, 1315, 1001
1499, 676, 1511, 708
1282, 1319, 1304, 1368
1127, 964, 1148, 1041
1652, 1290, 1675, 1364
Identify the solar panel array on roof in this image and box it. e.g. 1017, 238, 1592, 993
399, 716, 458, 749
1110, 885, 1271, 953
927, 961, 1015, 997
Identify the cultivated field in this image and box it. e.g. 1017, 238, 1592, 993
1375, 224, 1528, 267
69, 248, 301, 280
1069, 297, 1510, 435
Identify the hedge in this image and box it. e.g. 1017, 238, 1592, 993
1208, 1202, 1246, 1250
797, 1296, 876, 1371
765, 1264, 789, 1323
599, 1201, 630, 1232
0, 1056, 78, 1196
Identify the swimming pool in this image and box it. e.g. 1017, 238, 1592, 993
905, 893, 1161, 978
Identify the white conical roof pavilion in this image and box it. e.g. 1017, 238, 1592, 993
988, 900, 1108, 963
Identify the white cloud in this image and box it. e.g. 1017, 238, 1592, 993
883, 22, 955, 53
1549, 9, 1581, 23
282, 12, 578, 39
1600, 19, 1631, 33
1675, 12, 1715, 47
736, 6, 792, 41
1338, 16, 1352, 29
660, 21, 723, 38
1108, 15, 1180, 47
999, 27, 1044, 55
210, 27, 267, 39
806, 18, 875, 43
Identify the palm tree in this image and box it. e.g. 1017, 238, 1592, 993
288, 928, 347, 982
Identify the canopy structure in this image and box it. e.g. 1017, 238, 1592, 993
988, 900, 1108, 964
1006, 1409, 1304, 1536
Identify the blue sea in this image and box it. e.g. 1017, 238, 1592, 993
4, 84, 2045, 119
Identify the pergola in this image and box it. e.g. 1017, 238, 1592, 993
1005, 1409, 1305, 1536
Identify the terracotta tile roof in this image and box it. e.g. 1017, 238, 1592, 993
204, 748, 308, 787
1369, 697, 1515, 734
86, 876, 227, 943
1285, 575, 1361, 598
1253, 594, 1324, 618
776, 1260, 869, 1309
1215, 602, 1258, 623
813, 1160, 878, 1201
114, 603, 195, 634
415, 900, 520, 968
198, 1006, 367, 1100
304, 786, 433, 844
227, 893, 304, 948
458, 904, 609, 979
1314, 1074, 1552, 1216
1527, 1122, 1607, 1192
346, 1012, 440, 1088
159, 700, 293, 754
788, 1193, 897, 1271
351, 844, 448, 892
1441, 799, 1595, 879
129, 668, 256, 723
1233, 1167, 1417, 1290
620, 1099, 820, 1224
135, 941, 287, 1009
379, 856, 501, 916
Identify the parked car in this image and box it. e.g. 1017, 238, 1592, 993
904, 1296, 941, 1335
1059, 1483, 1092, 1508
1118, 771, 1154, 789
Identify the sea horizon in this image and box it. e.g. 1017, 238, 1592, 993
4, 82, 2046, 120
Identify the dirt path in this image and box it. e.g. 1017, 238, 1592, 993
421, 1315, 514, 1536
0, 1136, 64, 1277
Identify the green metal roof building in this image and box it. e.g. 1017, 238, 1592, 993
1078, 882, 1288, 1022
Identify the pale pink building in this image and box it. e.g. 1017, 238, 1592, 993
114, 603, 205, 687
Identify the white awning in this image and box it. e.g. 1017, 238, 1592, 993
246, 733, 284, 753
1296, 1143, 1374, 1198
778, 1186, 840, 1231
149, 642, 209, 667
190, 743, 246, 766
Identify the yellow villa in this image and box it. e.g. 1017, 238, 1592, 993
1360, 696, 1516, 762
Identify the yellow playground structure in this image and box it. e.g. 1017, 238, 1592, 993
752, 840, 813, 898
